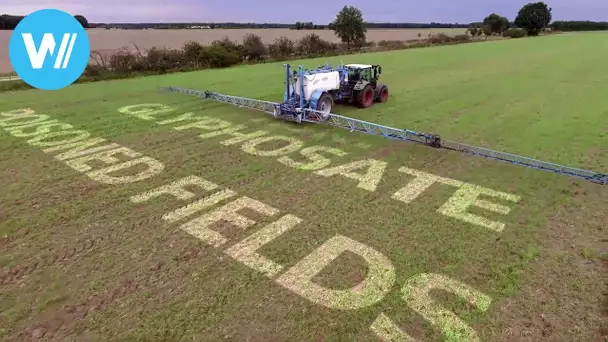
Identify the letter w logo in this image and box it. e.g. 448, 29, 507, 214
21, 33, 78, 69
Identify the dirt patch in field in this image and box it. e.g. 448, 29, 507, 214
482, 181, 607, 341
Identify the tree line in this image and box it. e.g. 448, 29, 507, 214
293, 22, 472, 30
0, 14, 88, 29
2, 11, 607, 32
466, 2, 608, 35
80, 22, 485, 30
467, 2, 555, 37
550, 20, 608, 31
327, 3, 558, 49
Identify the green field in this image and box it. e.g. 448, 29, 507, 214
0, 32, 606, 341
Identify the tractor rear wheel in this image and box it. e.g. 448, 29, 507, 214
375, 84, 389, 103
313, 92, 334, 121
355, 84, 375, 108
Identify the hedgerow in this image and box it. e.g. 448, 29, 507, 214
89, 33, 476, 76
502, 28, 527, 38
0, 31, 523, 92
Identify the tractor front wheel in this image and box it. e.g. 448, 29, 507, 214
355, 84, 375, 108
375, 84, 389, 103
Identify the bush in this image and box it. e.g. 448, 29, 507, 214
182, 41, 206, 67
296, 33, 335, 56
200, 45, 240, 68
409, 40, 432, 48
454, 34, 470, 41
268, 36, 295, 59
482, 25, 492, 37
242, 33, 267, 61
211, 37, 243, 60
502, 28, 527, 38
144, 48, 184, 73
428, 33, 452, 44
362, 41, 375, 48
377, 40, 406, 50
0, 79, 31, 92
108, 49, 139, 73
84, 63, 105, 77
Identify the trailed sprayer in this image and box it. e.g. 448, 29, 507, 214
274, 63, 389, 122
159, 62, 606, 185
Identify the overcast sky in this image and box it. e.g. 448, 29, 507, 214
3, 0, 607, 23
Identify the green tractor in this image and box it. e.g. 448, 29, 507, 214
278, 62, 389, 122
343, 64, 389, 108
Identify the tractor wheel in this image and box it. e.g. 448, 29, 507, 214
313, 92, 334, 121
375, 84, 389, 103
355, 84, 375, 108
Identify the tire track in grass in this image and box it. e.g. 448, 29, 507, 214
0, 166, 241, 285
14, 230, 220, 339
0, 217, 158, 285
0, 235, 18, 247
19, 264, 173, 340
1, 239, 95, 285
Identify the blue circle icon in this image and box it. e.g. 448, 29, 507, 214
9, 9, 91, 91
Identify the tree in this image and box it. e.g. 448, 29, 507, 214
514, 2, 552, 36
468, 25, 478, 36
483, 13, 509, 34
331, 5, 366, 48
482, 25, 492, 38
74, 14, 89, 28
294, 21, 302, 30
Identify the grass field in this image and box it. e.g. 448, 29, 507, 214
0, 28, 464, 73
0, 32, 606, 341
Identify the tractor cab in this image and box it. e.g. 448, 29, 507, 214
344, 64, 382, 85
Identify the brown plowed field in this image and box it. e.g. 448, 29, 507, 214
0, 28, 463, 73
